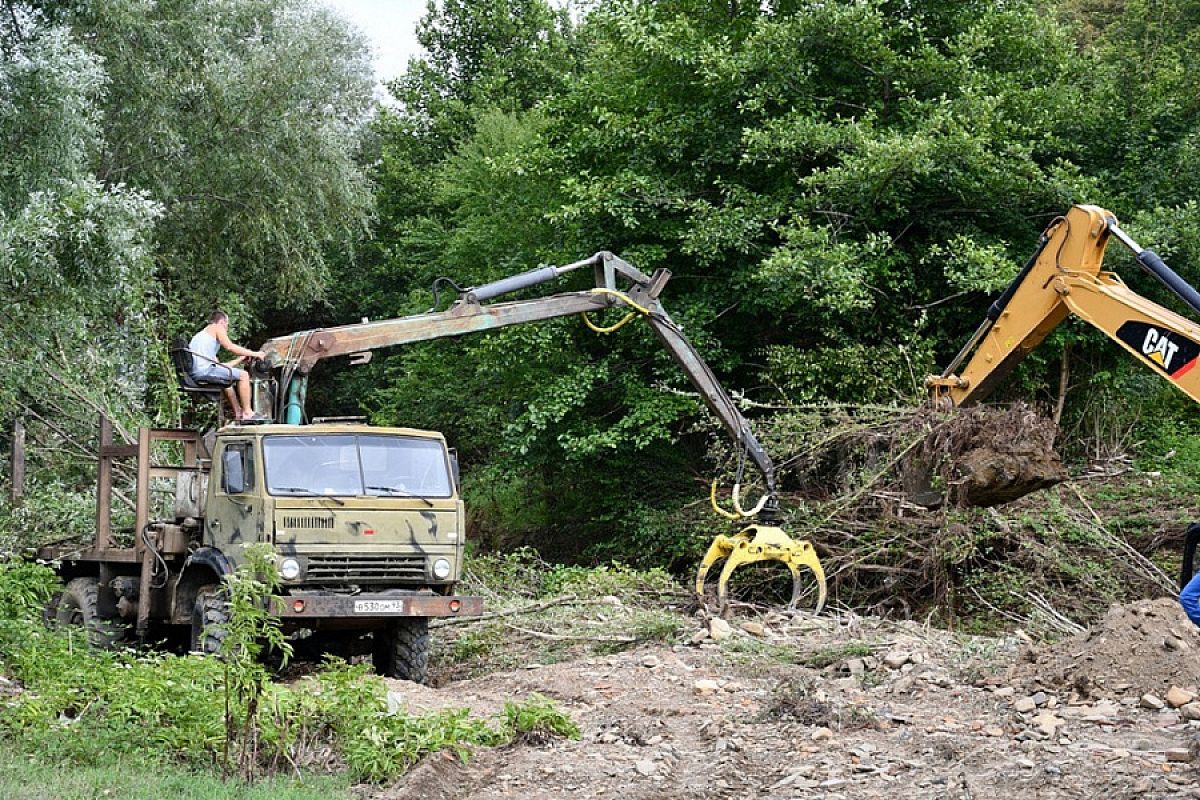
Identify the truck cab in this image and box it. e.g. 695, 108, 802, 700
208, 423, 465, 592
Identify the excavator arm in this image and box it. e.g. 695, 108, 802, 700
256, 252, 825, 615
929, 204, 1200, 408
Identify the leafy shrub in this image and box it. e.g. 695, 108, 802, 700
0, 557, 578, 783
542, 561, 679, 601
0, 481, 98, 554
500, 694, 580, 744
0, 560, 58, 620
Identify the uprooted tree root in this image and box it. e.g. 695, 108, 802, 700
730, 401, 1068, 511
906, 404, 1068, 508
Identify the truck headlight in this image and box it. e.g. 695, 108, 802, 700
279, 558, 302, 581
432, 558, 452, 580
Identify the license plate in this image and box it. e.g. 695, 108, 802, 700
353, 599, 406, 614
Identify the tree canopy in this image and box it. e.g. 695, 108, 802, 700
339, 0, 1135, 555
0, 0, 374, 543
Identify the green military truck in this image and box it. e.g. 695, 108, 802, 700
40, 416, 479, 683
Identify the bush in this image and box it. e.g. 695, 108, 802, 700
0, 557, 578, 783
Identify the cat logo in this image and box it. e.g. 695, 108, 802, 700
1142, 327, 1180, 371
1116, 321, 1200, 380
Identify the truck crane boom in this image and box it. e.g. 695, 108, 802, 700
929, 204, 1200, 408
255, 252, 824, 615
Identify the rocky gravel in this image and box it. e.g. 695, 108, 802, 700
365, 601, 1200, 799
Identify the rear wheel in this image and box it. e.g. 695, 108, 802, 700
190, 586, 230, 656
56, 577, 121, 649
372, 618, 430, 683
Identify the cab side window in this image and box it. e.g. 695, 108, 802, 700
220, 442, 256, 494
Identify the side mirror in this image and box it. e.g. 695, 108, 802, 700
222, 449, 245, 494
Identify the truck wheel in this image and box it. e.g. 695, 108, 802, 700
372, 618, 430, 683
42, 590, 63, 625
56, 577, 121, 649
190, 587, 230, 656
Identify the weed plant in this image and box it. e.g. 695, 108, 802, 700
0, 557, 577, 785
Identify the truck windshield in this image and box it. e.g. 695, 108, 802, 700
263, 434, 453, 498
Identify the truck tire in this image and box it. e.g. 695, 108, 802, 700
56, 577, 121, 649
42, 590, 63, 625
190, 587, 230, 657
372, 618, 430, 683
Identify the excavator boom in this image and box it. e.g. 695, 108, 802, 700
930, 204, 1200, 408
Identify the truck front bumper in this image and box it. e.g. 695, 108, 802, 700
271, 591, 482, 619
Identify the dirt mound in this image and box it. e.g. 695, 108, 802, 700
1009, 598, 1200, 696
906, 404, 1066, 507
372, 749, 508, 800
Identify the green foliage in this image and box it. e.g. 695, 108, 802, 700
46, 0, 376, 313
387, 0, 576, 149
216, 544, 293, 778
625, 609, 686, 643
762, 339, 937, 405
459, 545, 552, 599
464, 546, 682, 603
542, 560, 680, 600
499, 693, 580, 742
0, 12, 162, 496
0, 560, 57, 621
346, 0, 1118, 560
578, 502, 715, 573
0, 0, 374, 554
10, 0, 1200, 665
718, 636, 803, 669
0, 478, 97, 553
0, 749, 350, 800
801, 642, 874, 670
334, 701, 501, 782
440, 548, 687, 675
0, 559, 578, 784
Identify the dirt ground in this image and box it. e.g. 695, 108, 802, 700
365, 602, 1200, 800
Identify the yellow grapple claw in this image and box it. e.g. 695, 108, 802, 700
695, 525, 826, 617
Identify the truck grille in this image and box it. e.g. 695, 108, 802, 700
305, 554, 426, 584
282, 516, 334, 530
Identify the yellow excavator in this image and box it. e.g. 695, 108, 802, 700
929, 204, 1200, 408
928, 204, 1200, 585
248, 252, 826, 615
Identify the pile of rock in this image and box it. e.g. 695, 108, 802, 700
1008, 598, 1200, 697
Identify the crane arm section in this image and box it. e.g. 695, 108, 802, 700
262, 291, 608, 373
929, 204, 1200, 408
258, 252, 777, 494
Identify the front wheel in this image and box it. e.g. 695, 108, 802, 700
190, 587, 230, 656
56, 577, 122, 649
372, 618, 430, 683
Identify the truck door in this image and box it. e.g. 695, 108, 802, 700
207, 437, 267, 569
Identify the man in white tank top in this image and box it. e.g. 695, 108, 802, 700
188, 310, 266, 421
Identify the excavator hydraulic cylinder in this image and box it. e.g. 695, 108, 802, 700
467, 255, 601, 302
469, 267, 561, 301
1108, 223, 1200, 317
